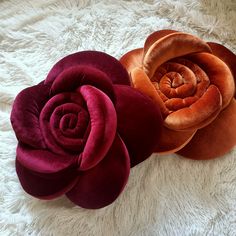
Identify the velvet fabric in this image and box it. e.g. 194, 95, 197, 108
120, 30, 236, 160
11, 51, 163, 209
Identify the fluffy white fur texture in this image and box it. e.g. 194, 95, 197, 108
0, 0, 236, 235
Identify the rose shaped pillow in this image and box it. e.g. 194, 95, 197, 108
120, 30, 236, 159
11, 51, 162, 209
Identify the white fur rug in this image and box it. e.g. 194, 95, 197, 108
1, 0, 236, 235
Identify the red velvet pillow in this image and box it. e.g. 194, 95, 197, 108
11, 51, 163, 209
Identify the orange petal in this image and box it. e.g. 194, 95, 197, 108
143, 32, 212, 78
130, 67, 168, 115
188, 52, 235, 109
119, 48, 143, 75
144, 29, 179, 55
208, 42, 236, 98
177, 99, 236, 160
164, 85, 222, 131
155, 126, 196, 154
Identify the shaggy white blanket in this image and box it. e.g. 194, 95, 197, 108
1, 0, 236, 235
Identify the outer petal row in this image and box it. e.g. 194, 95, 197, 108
16, 145, 78, 199
66, 135, 130, 209
51, 65, 115, 101
207, 42, 236, 98
178, 99, 236, 159
11, 82, 50, 149
16, 135, 130, 208
45, 51, 130, 86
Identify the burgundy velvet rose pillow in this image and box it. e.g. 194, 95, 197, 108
11, 51, 162, 209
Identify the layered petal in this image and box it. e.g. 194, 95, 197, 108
130, 66, 222, 131
51, 65, 115, 101
114, 85, 163, 167
45, 51, 130, 86
208, 42, 236, 96
130, 67, 169, 115
66, 135, 130, 209
177, 99, 236, 159
143, 32, 212, 78
164, 85, 222, 130
187, 52, 235, 109
144, 29, 178, 54
16, 144, 78, 199
119, 29, 180, 75
119, 48, 143, 75
17, 143, 77, 173
78, 85, 117, 171
156, 127, 196, 154
11, 82, 50, 149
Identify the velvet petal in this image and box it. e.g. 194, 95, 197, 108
143, 32, 212, 78
45, 51, 130, 86
119, 48, 143, 75
119, 30, 180, 75
208, 42, 236, 98
144, 29, 178, 54
11, 82, 50, 149
66, 135, 130, 209
155, 126, 196, 154
187, 53, 234, 109
164, 85, 222, 131
78, 85, 117, 171
16, 143, 77, 173
177, 99, 236, 160
16, 160, 78, 199
114, 85, 163, 167
130, 67, 170, 116
16, 144, 78, 199
51, 65, 115, 101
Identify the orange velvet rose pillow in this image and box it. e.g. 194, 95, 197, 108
120, 29, 236, 159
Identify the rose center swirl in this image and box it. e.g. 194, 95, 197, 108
151, 58, 210, 113
51, 103, 89, 139
60, 113, 77, 130
40, 92, 90, 155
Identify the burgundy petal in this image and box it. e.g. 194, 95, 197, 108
78, 85, 117, 171
45, 51, 130, 86
66, 135, 130, 209
16, 143, 77, 173
114, 85, 163, 167
10, 82, 50, 149
51, 65, 115, 101
16, 144, 78, 199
